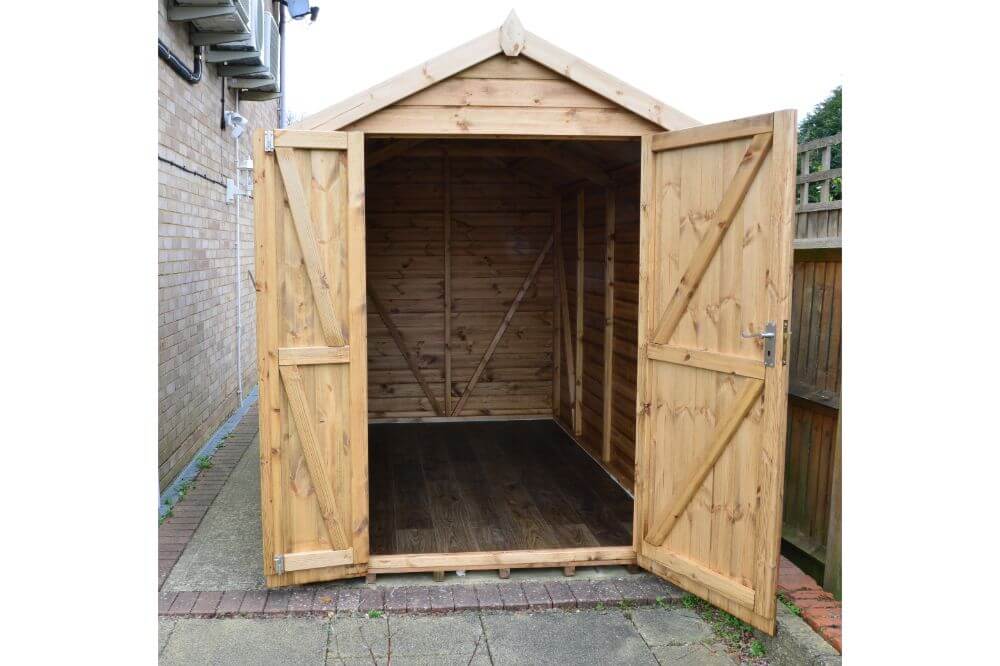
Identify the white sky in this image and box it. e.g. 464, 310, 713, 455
282, 1, 842, 126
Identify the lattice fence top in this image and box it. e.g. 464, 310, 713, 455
796, 133, 841, 213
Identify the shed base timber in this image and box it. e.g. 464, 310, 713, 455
369, 546, 635, 574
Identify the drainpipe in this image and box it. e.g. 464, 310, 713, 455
277, 2, 288, 127
233, 92, 244, 405
158, 39, 203, 84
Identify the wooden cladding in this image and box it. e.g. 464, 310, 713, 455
554, 178, 642, 490
338, 54, 664, 137
365, 149, 556, 419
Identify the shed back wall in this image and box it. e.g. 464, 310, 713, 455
365, 152, 555, 418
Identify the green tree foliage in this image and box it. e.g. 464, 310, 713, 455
799, 86, 841, 144
798, 86, 842, 202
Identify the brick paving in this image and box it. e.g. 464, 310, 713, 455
158, 406, 259, 589
778, 556, 843, 653
156, 575, 694, 620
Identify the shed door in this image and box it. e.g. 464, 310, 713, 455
634, 111, 796, 634
254, 129, 369, 586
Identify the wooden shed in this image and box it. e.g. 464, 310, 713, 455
252, 12, 797, 633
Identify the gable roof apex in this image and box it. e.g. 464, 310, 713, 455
294, 11, 700, 132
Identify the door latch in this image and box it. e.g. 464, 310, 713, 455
741, 321, 777, 368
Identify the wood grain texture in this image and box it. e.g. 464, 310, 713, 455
555, 177, 642, 491
451, 235, 554, 415
275, 147, 348, 347
369, 420, 633, 555
257, 132, 369, 587
365, 150, 555, 418
635, 112, 796, 635
650, 132, 774, 346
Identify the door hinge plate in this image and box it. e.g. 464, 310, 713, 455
273, 554, 285, 575
264, 130, 274, 152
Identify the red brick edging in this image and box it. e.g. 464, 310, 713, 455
778, 556, 842, 653
159, 406, 260, 588
159, 576, 686, 618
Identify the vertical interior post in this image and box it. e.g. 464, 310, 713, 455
574, 188, 585, 435
443, 146, 452, 414
602, 188, 616, 462
552, 196, 562, 418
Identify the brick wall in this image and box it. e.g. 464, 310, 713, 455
158, 1, 277, 489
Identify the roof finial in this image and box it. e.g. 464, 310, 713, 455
499, 10, 526, 56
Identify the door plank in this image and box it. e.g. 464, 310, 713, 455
275, 147, 347, 347
647, 342, 765, 380
279, 364, 350, 550
644, 550, 756, 608
646, 378, 764, 546
283, 548, 356, 572
278, 346, 351, 366
650, 132, 773, 346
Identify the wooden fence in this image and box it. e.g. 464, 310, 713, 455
783, 133, 842, 596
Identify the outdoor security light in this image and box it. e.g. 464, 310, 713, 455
225, 111, 248, 138
286, 0, 319, 21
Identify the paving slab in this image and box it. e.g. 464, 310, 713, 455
162, 444, 266, 591
158, 619, 175, 656
159, 618, 328, 665
388, 613, 486, 659
326, 616, 390, 659
482, 610, 659, 665
630, 607, 716, 645
653, 643, 735, 665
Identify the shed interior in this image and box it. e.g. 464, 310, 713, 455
364, 137, 642, 555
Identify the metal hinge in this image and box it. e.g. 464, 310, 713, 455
273, 554, 285, 575
742, 321, 777, 368
263, 130, 274, 153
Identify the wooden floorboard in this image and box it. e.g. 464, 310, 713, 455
369, 420, 634, 555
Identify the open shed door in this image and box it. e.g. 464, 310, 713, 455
634, 111, 796, 633
253, 129, 369, 586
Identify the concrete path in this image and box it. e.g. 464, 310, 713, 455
162, 438, 638, 592
159, 607, 736, 665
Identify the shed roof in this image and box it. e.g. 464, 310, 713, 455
293, 11, 700, 133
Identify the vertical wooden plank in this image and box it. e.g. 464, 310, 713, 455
753, 110, 797, 627
574, 188, 585, 435
798, 148, 809, 206
552, 197, 562, 419
824, 410, 842, 599
346, 132, 370, 565
633, 136, 655, 554
819, 145, 832, 203
443, 148, 452, 414
557, 225, 577, 416
602, 188, 616, 462
253, 129, 284, 578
